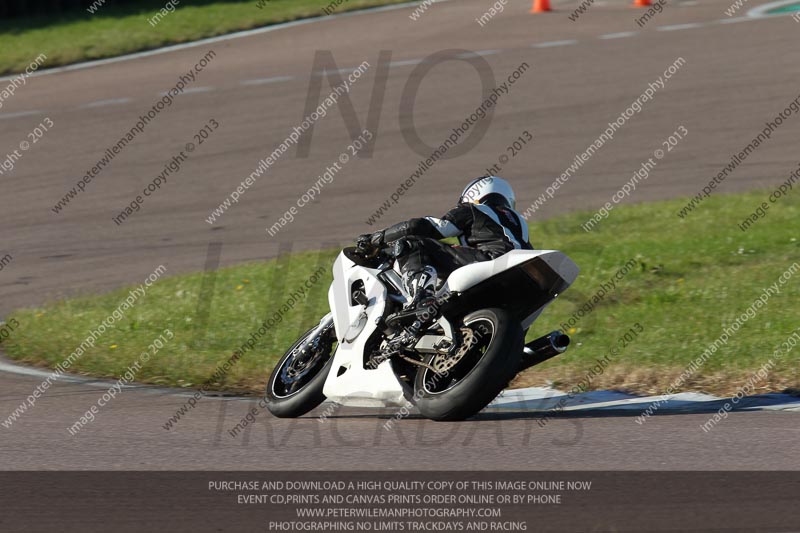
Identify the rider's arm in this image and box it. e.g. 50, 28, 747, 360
381, 205, 470, 242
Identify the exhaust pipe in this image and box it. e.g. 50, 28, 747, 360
519, 330, 570, 371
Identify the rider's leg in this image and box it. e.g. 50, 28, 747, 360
395, 238, 444, 310
392, 239, 493, 340
396, 238, 489, 309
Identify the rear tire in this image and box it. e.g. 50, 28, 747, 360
413, 308, 523, 421
265, 325, 336, 418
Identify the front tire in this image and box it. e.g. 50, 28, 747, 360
265, 324, 336, 418
413, 308, 523, 421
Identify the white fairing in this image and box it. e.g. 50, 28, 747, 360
447, 250, 578, 292
322, 252, 406, 407
446, 250, 579, 330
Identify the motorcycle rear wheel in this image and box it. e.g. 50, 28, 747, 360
413, 308, 523, 421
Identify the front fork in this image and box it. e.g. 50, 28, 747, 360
294, 313, 334, 361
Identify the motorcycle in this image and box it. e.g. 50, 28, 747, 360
265, 243, 579, 421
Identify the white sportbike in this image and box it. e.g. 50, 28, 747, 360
266, 244, 579, 421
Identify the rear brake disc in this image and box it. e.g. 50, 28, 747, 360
430, 327, 475, 374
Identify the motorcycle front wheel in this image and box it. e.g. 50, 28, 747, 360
265, 324, 336, 418
413, 308, 523, 421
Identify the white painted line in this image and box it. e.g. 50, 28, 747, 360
0, 360, 69, 382
240, 75, 294, 86
319, 61, 386, 75
390, 58, 425, 67
455, 49, 501, 59
159, 86, 213, 97
313, 67, 367, 76
0, 1, 454, 83
79, 97, 132, 109
180, 86, 213, 95
716, 16, 757, 23
656, 22, 705, 31
599, 31, 639, 39
532, 40, 579, 48
0, 110, 45, 120
753, 404, 800, 412
0, 357, 224, 398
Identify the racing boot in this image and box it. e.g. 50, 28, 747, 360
400, 266, 441, 339
402, 266, 438, 312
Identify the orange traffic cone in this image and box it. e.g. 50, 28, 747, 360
531, 0, 551, 13
632, 0, 650, 6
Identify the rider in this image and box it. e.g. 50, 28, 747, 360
357, 176, 532, 312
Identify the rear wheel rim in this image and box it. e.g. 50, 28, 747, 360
420, 317, 496, 395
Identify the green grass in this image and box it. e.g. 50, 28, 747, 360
3, 190, 800, 396
0, 0, 415, 75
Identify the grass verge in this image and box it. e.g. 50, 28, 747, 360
0, 0, 415, 75
3, 190, 799, 396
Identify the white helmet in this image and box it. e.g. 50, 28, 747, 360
460, 176, 516, 209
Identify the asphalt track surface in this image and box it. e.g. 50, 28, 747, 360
1, 0, 800, 470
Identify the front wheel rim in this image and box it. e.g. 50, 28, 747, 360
271, 330, 333, 399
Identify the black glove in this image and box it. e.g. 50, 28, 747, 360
356, 231, 384, 254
